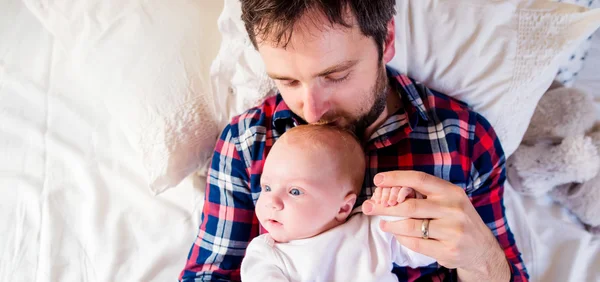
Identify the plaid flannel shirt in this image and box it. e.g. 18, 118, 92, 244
180, 68, 529, 282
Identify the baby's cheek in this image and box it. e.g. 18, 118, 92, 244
298, 208, 320, 229
254, 201, 266, 221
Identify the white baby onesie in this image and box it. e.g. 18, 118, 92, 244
241, 211, 436, 282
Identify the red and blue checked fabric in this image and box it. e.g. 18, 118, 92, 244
180, 68, 529, 282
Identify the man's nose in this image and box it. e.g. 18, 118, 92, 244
301, 83, 330, 123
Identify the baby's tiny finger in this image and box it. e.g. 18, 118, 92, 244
381, 188, 391, 207
388, 187, 401, 206
372, 187, 382, 204
397, 187, 414, 203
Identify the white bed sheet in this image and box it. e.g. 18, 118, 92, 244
0, 1, 204, 281
504, 184, 600, 282
1, 1, 599, 282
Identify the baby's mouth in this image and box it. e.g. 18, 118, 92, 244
268, 219, 283, 226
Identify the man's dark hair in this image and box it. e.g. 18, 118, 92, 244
240, 0, 396, 61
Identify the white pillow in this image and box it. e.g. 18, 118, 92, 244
553, 0, 597, 87
212, 0, 600, 158
210, 0, 277, 130
22, 0, 221, 194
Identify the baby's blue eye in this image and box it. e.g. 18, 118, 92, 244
263, 185, 271, 192
289, 188, 302, 196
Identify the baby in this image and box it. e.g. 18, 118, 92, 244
241, 125, 435, 281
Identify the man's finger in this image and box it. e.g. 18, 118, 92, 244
374, 171, 458, 196
362, 198, 449, 219
394, 235, 444, 262
380, 218, 447, 240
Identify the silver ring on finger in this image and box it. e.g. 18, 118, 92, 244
421, 218, 431, 240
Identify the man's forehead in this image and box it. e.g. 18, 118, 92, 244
257, 17, 367, 79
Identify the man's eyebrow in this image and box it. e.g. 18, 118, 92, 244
267, 73, 295, 81
267, 60, 358, 81
316, 60, 358, 77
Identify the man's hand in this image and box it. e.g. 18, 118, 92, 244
361, 171, 511, 282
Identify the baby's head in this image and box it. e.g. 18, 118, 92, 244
256, 124, 366, 243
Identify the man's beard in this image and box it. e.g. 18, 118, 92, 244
317, 66, 388, 139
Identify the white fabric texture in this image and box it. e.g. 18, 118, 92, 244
212, 0, 600, 158
0, 0, 206, 281
210, 0, 277, 130
17, 0, 221, 195
1, 0, 599, 281
575, 1, 600, 119
241, 212, 436, 282
506, 19, 600, 276
504, 182, 600, 282
554, 0, 597, 87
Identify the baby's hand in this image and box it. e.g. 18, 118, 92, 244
371, 187, 418, 207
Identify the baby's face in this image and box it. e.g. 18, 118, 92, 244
256, 141, 352, 243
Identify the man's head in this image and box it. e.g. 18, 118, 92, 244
256, 125, 366, 243
241, 0, 397, 138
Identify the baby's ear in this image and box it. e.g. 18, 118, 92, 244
336, 193, 357, 222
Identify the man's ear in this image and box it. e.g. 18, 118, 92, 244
336, 193, 358, 222
382, 18, 396, 64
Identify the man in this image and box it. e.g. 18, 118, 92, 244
180, 0, 528, 281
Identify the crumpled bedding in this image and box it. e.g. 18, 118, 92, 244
0, 1, 599, 282
0, 1, 204, 281
505, 17, 600, 276
504, 183, 600, 282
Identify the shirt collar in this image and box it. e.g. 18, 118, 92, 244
271, 65, 430, 130
386, 66, 430, 130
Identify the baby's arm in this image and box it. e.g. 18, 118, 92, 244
241, 236, 290, 282
371, 186, 421, 207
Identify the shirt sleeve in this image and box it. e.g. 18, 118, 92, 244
468, 113, 529, 282
241, 236, 290, 282
179, 123, 258, 282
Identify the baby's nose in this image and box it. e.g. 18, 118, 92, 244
268, 198, 283, 211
